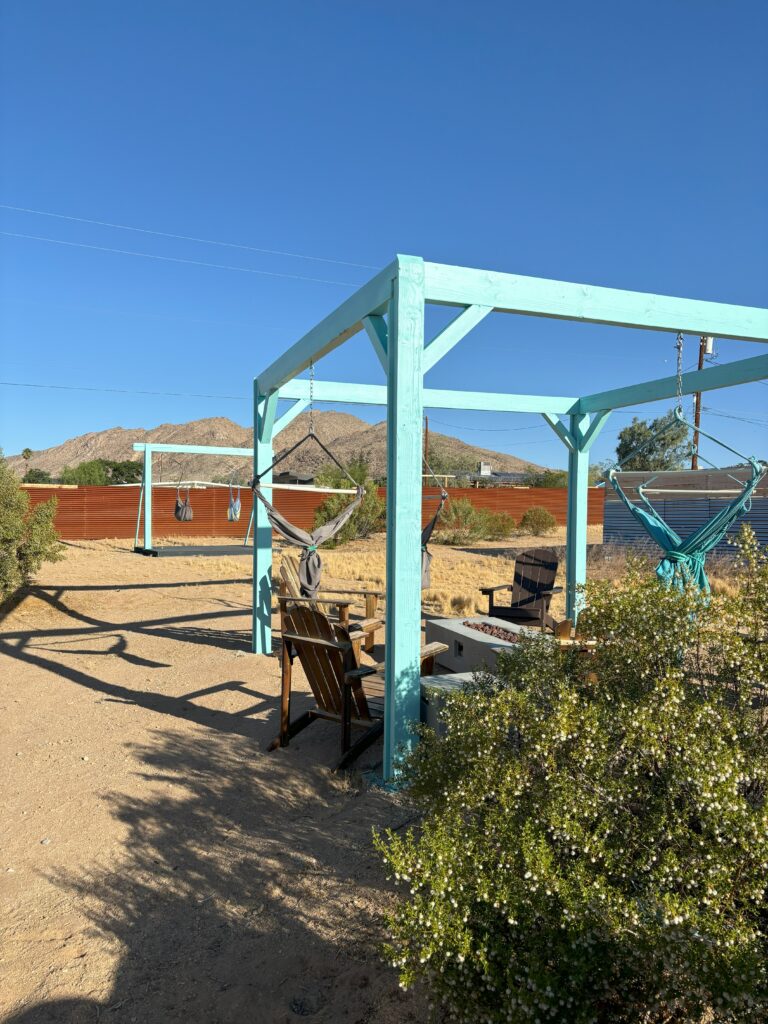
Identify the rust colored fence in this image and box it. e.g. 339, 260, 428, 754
22, 485, 604, 541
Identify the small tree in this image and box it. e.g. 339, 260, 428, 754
104, 459, 143, 484
615, 409, 689, 471
21, 447, 33, 462
0, 453, 63, 600
522, 468, 568, 488
313, 454, 385, 546
60, 460, 110, 486
22, 468, 52, 484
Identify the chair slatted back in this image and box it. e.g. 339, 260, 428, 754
509, 547, 558, 609
282, 602, 371, 721
281, 556, 304, 597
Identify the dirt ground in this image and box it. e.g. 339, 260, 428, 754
0, 531, 603, 1024
1, 540, 436, 1024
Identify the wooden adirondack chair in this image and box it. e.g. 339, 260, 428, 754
271, 598, 447, 770
480, 547, 563, 632
278, 554, 384, 653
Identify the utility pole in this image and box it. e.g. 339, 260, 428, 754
691, 336, 714, 471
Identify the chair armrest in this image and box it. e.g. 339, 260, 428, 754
480, 584, 512, 595
540, 586, 563, 596
420, 641, 449, 660
318, 586, 385, 598
277, 594, 352, 609
281, 632, 351, 652
343, 666, 377, 685
359, 617, 384, 632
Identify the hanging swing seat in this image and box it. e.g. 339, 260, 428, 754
608, 407, 766, 591
253, 429, 366, 598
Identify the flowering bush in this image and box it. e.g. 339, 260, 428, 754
376, 535, 768, 1023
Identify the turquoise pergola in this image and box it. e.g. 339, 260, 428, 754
253, 255, 768, 781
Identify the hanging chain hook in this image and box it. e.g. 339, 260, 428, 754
309, 359, 315, 436
675, 332, 684, 414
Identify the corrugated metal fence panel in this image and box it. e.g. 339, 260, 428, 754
604, 496, 768, 555
23, 485, 604, 541
417, 487, 604, 527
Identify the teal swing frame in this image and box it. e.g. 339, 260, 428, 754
253, 255, 768, 781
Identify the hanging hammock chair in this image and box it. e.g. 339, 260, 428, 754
252, 430, 364, 598
608, 407, 766, 592
174, 485, 194, 522
227, 480, 242, 522
421, 457, 448, 588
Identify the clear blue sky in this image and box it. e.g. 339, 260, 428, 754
1, 0, 766, 470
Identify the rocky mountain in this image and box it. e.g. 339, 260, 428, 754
7, 414, 545, 482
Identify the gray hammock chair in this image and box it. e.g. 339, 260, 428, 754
252, 430, 363, 598
421, 457, 448, 588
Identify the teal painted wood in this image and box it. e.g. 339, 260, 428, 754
422, 304, 493, 373
565, 413, 591, 621
541, 413, 576, 452
383, 256, 425, 783
273, 398, 310, 436
143, 447, 152, 550
132, 442, 252, 457
134, 481, 144, 548
579, 410, 610, 453
280, 377, 577, 415
253, 385, 274, 655
257, 390, 279, 444
257, 261, 396, 395
362, 315, 388, 373
422, 261, 768, 342
578, 352, 768, 413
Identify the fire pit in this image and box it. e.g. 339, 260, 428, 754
424, 616, 541, 673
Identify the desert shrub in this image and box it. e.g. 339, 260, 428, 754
376, 552, 768, 1023
519, 504, 557, 535
313, 454, 385, 546
435, 501, 516, 545
0, 453, 63, 599
481, 510, 516, 540
433, 498, 482, 545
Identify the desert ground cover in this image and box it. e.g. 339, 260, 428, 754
7, 525, 739, 1024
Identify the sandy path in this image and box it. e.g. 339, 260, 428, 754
0, 542, 425, 1024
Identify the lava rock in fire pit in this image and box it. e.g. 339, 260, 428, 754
462, 620, 522, 644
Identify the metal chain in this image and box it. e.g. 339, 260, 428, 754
309, 359, 314, 435
675, 332, 684, 413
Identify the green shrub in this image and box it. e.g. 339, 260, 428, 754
519, 504, 557, 535
434, 502, 516, 545
433, 498, 483, 545
313, 454, 385, 546
0, 453, 63, 600
481, 510, 516, 540
376, 551, 768, 1023
22, 468, 52, 484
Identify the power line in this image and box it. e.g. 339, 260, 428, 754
0, 231, 359, 287
0, 380, 248, 400
0, 202, 378, 270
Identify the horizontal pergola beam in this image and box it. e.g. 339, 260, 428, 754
257, 260, 397, 395
280, 378, 577, 415
133, 443, 251, 457
578, 352, 768, 413
423, 261, 768, 342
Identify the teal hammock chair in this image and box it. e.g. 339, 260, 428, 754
608, 407, 766, 593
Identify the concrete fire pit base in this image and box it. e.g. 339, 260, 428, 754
424, 616, 540, 673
